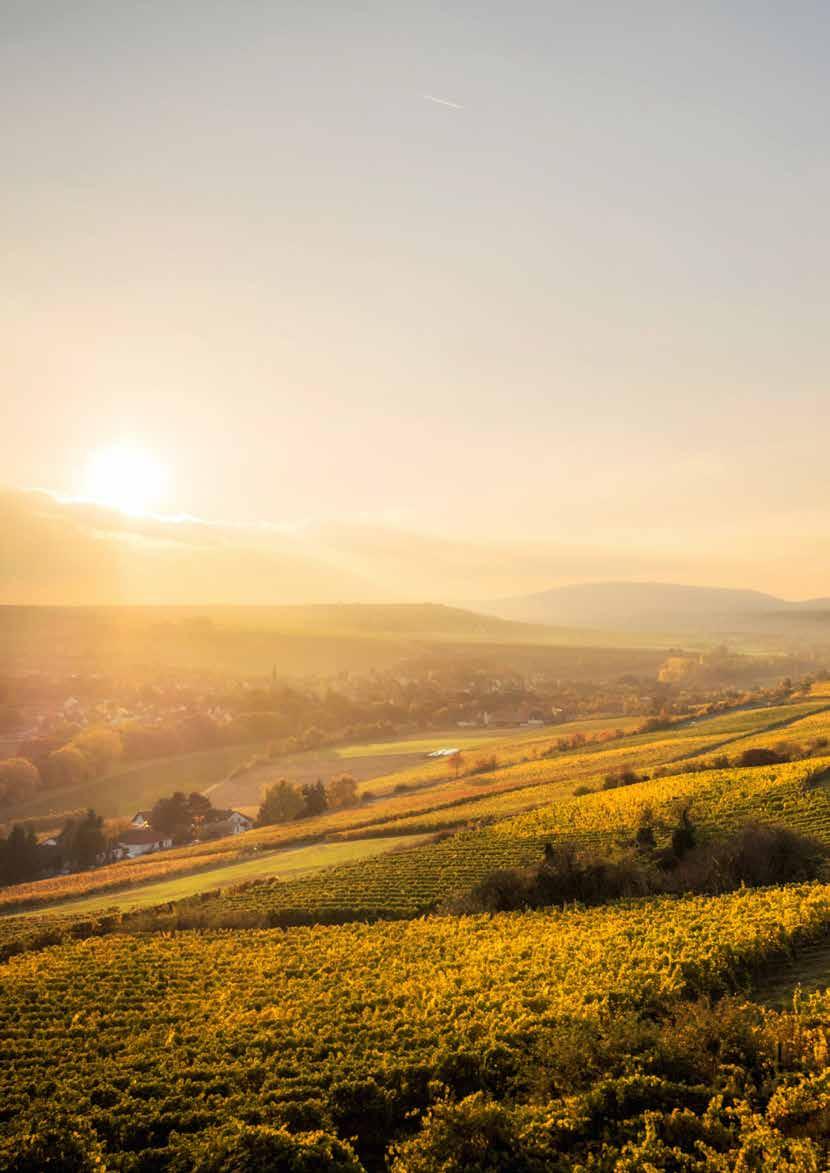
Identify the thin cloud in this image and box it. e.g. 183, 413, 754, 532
423, 93, 464, 110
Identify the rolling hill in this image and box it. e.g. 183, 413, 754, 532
477, 580, 830, 636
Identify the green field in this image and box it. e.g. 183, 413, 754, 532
337, 716, 643, 760
11, 834, 429, 919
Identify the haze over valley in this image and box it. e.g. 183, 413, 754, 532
5, 3, 830, 1169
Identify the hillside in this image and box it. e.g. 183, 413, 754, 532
7, 693, 830, 1167
478, 579, 830, 640
0, 602, 669, 677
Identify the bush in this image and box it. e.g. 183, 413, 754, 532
451, 820, 825, 916
668, 825, 824, 894
602, 768, 642, 791
169, 1122, 365, 1172
738, 747, 788, 768
387, 1095, 527, 1173
451, 845, 648, 914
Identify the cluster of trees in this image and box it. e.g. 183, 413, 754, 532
0, 758, 40, 805
148, 791, 217, 844
257, 773, 360, 827
452, 812, 824, 914
0, 727, 125, 806
0, 809, 107, 886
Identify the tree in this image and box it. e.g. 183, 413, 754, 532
0, 824, 40, 885
72, 728, 123, 777
150, 792, 193, 842
60, 810, 106, 870
0, 758, 40, 805
671, 807, 697, 860
187, 791, 214, 825
448, 752, 464, 780
326, 773, 359, 810
257, 780, 305, 827
43, 745, 89, 789
301, 780, 328, 818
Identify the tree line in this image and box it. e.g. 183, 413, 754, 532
0, 810, 108, 886
257, 773, 360, 827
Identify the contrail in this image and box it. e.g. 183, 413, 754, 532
423, 94, 464, 110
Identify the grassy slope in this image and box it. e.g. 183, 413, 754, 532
12, 834, 429, 919
213, 715, 645, 809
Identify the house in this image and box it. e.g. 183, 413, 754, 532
226, 810, 254, 833
117, 828, 173, 858
130, 811, 152, 828
200, 809, 254, 839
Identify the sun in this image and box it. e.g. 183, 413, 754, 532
83, 443, 167, 516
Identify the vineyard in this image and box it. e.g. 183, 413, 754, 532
0, 707, 788, 915
121, 756, 830, 931
6, 698, 830, 1167
4, 884, 830, 1168
3, 701, 830, 928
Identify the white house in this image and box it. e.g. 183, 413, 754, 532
226, 810, 254, 833
130, 811, 152, 828
117, 828, 173, 858
200, 809, 254, 839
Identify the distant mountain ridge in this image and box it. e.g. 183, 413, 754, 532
476, 581, 830, 633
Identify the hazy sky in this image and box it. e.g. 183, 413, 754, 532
3, 2, 829, 592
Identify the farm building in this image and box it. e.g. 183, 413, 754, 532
117, 828, 173, 858
200, 810, 254, 838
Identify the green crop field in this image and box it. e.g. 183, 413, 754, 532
9, 834, 429, 919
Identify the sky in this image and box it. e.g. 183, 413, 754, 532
3, 2, 830, 600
